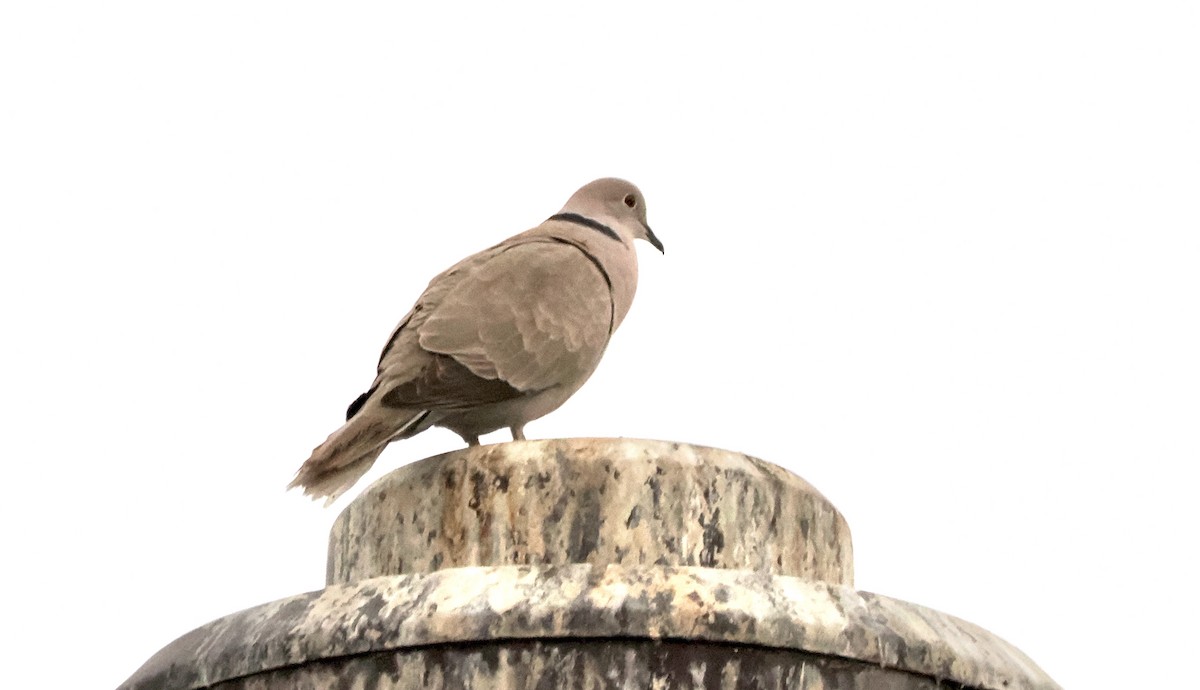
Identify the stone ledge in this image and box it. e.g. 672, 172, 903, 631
119, 564, 1060, 690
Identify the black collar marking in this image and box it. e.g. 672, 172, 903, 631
547, 237, 616, 335
548, 213, 622, 243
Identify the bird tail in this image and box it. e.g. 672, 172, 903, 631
288, 407, 430, 506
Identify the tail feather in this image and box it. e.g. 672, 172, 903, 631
289, 408, 429, 506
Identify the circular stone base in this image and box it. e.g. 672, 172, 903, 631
119, 564, 1060, 690
327, 438, 854, 585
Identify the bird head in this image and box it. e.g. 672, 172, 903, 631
561, 178, 664, 253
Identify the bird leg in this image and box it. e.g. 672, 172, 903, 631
510, 425, 526, 441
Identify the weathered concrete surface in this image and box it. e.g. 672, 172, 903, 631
213, 640, 964, 689
119, 564, 1059, 690
120, 439, 1060, 690
328, 438, 853, 586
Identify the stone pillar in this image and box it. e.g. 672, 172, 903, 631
119, 439, 1060, 690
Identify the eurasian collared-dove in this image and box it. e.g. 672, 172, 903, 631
289, 178, 663, 504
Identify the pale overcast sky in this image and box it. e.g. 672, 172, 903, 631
2, 4, 1197, 689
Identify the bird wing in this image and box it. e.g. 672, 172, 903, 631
416, 238, 615, 394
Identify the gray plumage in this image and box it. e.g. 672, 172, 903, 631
289, 178, 663, 504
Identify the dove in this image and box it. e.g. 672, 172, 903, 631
289, 178, 663, 504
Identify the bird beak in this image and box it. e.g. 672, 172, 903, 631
643, 222, 664, 254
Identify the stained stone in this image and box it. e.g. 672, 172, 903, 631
212, 640, 966, 690
327, 438, 853, 585
120, 564, 1055, 690
118, 439, 1060, 690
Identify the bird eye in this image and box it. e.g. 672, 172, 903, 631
623, 194, 637, 208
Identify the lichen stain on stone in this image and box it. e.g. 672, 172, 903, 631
467, 469, 487, 511
567, 489, 602, 560
546, 490, 570, 523
359, 592, 389, 621
625, 504, 642, 529
645, 472, 664, 519
699, 507, 726, 568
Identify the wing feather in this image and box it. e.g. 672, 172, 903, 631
418, 240, 613, 393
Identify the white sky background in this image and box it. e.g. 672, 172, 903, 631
2, 3, 1197, 688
